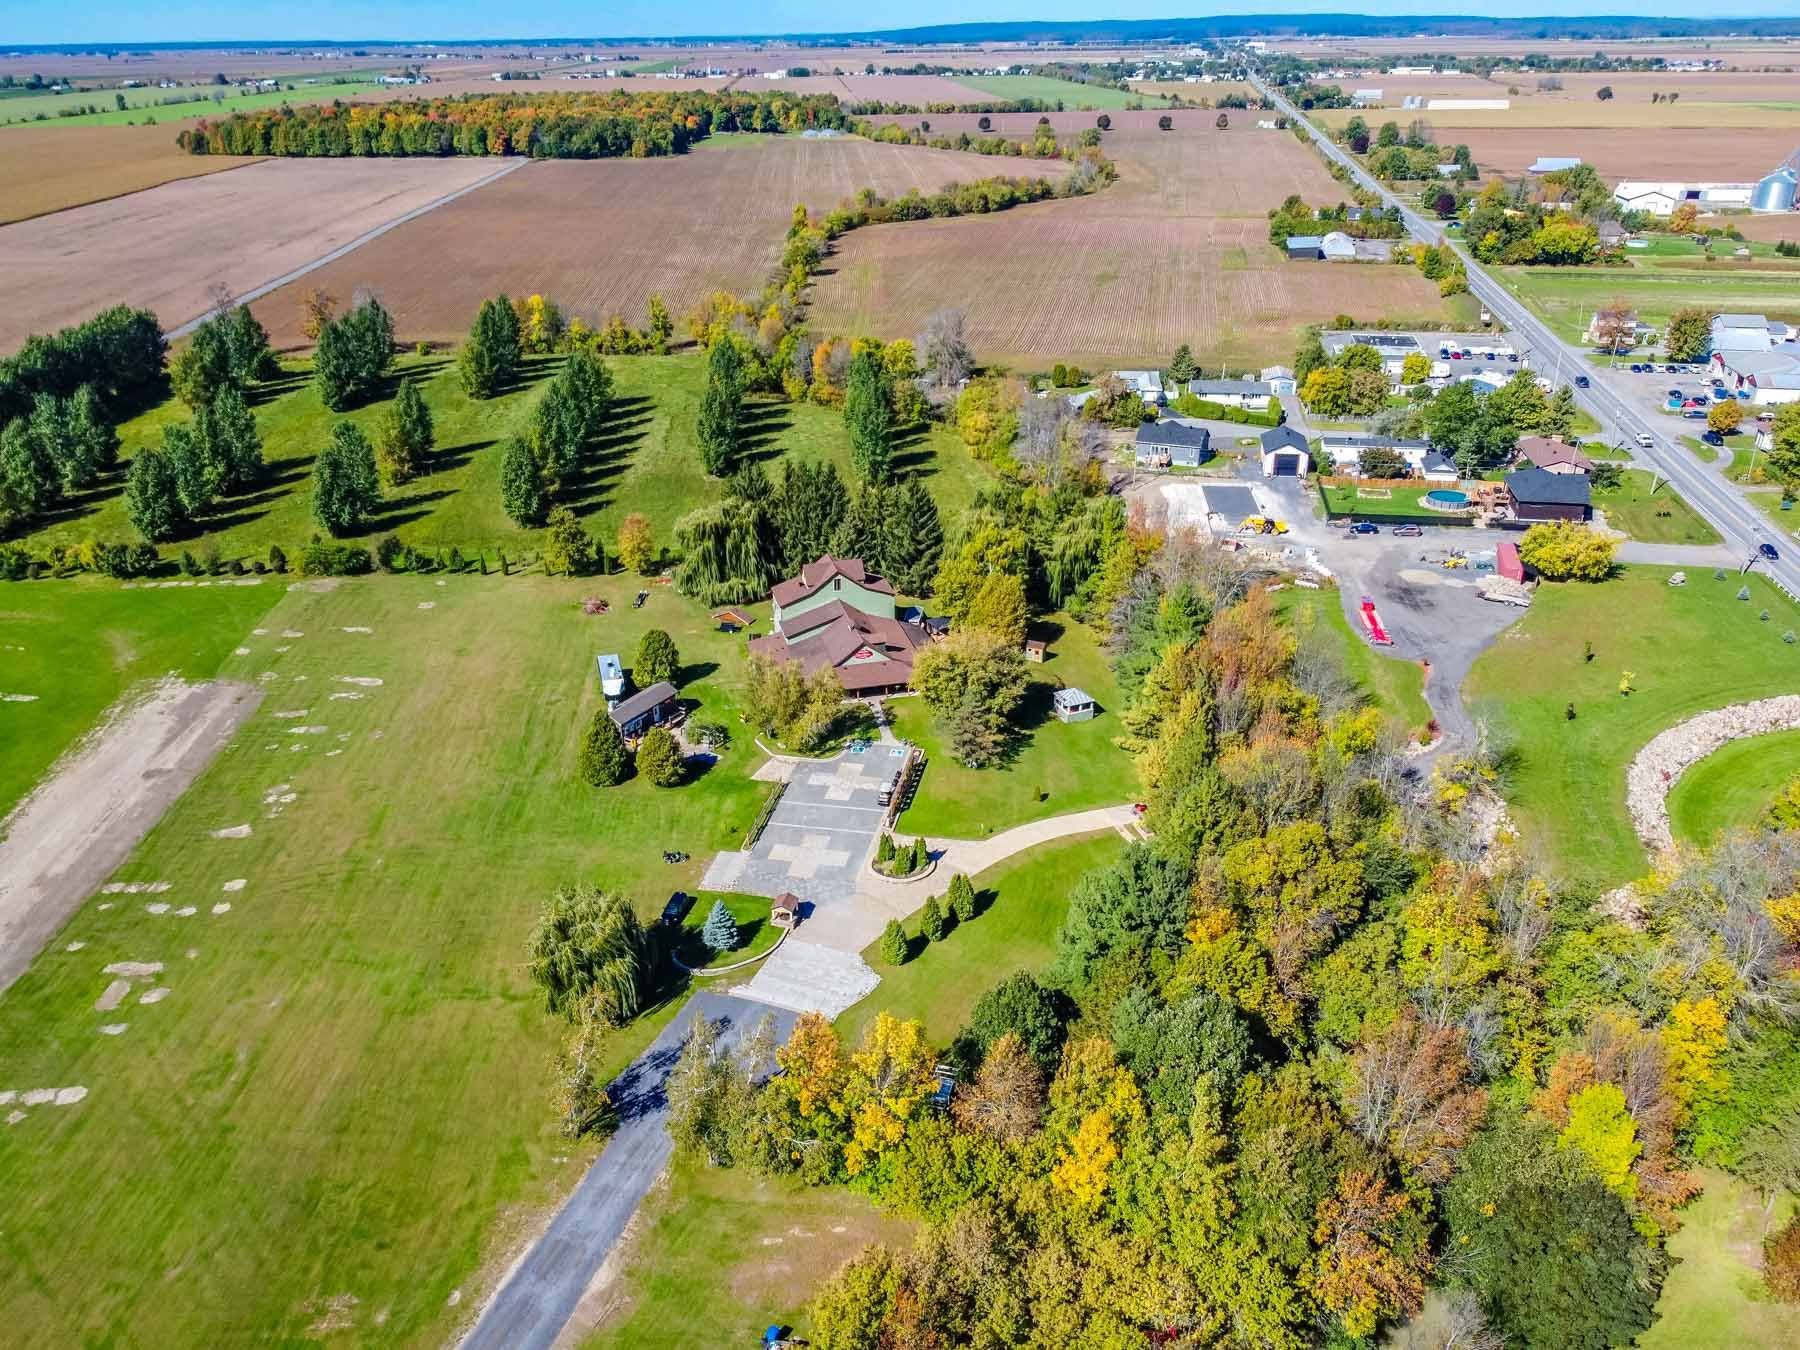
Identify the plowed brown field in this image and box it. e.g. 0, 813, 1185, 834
0, 157, 509, 352
1448, 126, 1800, 180
807, 126, 1455, 371
249, 136, 1019, 345
0, 124, 261, 224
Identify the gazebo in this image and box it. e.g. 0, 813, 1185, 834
770, 893, 802, 929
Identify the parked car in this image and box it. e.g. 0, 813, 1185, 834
1349, 522, 1380, 535
1693, 394, 1709, 406
1507, 353, 1519, 362
1684, 409, 1707, 419
1629, 363, 1644, 373
1702, 430, 1725, 446
1574, 375, 1590, 388
1484, 352, 1496, 361
1761, 542, 1781, 561
1392, 524, 1423, 537
1450, 352, 1463, 361
1736, 389, 1755, 401
1666, 388, 1682, 399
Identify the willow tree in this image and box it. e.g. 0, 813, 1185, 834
525, 884, 651, 1027
671, 497, 781, 605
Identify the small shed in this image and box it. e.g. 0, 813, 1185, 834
713, 608, 754, 633
1053, 687, 1096, 723
609, 680, 679, 741
1259, 424, 1311, 477
771, 893, 801, 929
1496, 540, 1525, 582
1024, 639, 1047, 663
596, 653, 625, 700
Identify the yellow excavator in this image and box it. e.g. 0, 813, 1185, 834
1240, 516, 1290, 535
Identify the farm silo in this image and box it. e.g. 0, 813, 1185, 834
1752, 166, 1798, 214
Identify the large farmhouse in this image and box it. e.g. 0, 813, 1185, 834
750, 555, 934, 697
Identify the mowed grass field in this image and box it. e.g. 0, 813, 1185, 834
1668, 730, 1800, 847
808, 125, 1455, 372
1465, 566, 1800, 883
951, 74, 1168, 109
1640, 1169, 1800, 1350
839, 833, 1124, 1047
0, 78, 383, 129
1497, 265, 1800, 346
0, 573, 780, 1345
0, 580, 279, 820
888, 615, 1137, 838
0, 123, 261, 224
12, 350, 995, 562
1594, 469, 1721, 546
247, 136, 1015, 348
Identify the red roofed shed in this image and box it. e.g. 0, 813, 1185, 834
1497, 540, 1524, 582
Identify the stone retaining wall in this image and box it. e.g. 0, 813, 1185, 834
1625, 695, 1800, 851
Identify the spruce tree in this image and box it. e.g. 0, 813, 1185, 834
920, 895, 947, 942
460, 296, 522, 399
636, 725, 684, 787
207, 384, 263, 493
224, 304, 278, 381
635, 628, 680, 686
844, 348, 893, 483
0, 418, 56, 530
1168, 342, 1197, 384
499, 436, 547, 527
65, 385, 119, 486
579, 707, 629, 786
312, 421, 380, 536
775, 459, 848, 570
700, 899, 739, 952
378, 377, 433, 486
695, 338, 745, 477
879, 918, 908, 966
949, 872, 977, 923
123, 446, 187, 542
885, 480, 943, 594
877, 832, 896, 865
913, 837, 930, 872
166, 422, 224, 516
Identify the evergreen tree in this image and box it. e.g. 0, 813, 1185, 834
499, 436, 547, 527
647, 294, 674, 353
949, 872, 977, 923
223, 304, 278, 381
268, 543, 287, 573
348, 296, 394, 387
635, 628, 680, 686
312, 314, 360, 412
170, 321, 236, 409
879, 918, 908, 966
636, 725, 684, 787
877, 832, 896, 864
206, 384, 263, 493
833, 483, 890, 574
844, 348, 894, 483
531, 378, 587, 484
885, 480, 944, 594
123, 446, 187, 542
63, 385, 119, 488
377, 377, 434, 486
774, 458, 848, 570
912, 837, 930, 872
459, 297, 520, 399
921, 895, 947, 942
695, 338, 746, 477
1168, 342, 1197, 384
166, 422, 224, 516
579, 707, 629, 786
313, 301, 390, 412
700, 899, 739, 952
542, 505, 597, 574
312, 421, 380, 536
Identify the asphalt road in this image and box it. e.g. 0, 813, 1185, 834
1252, 75, 1800, 603
460, 991, 796, 1350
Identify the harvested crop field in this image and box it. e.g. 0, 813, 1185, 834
807, 126, 1453, 372
0, 124, 261, 225
250, 136, 1013, 345
1320, 100, 1800, 132
0, 157, 515, 353
1446, 126, 1800, 181
757, 74, 993, 105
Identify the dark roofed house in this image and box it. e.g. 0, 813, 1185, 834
609, 681, 679, 742
1515, 436, 1594, 476
1506, 468, 1590, 523
1134, 420, 1212, 467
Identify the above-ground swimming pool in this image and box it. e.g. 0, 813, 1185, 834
1423, 489, 1471, 510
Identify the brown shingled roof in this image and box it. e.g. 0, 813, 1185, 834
770, 555, 896, 608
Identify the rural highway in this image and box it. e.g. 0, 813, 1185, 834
1250, 73, 1800, 603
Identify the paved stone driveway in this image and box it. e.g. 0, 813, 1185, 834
701, 746, 906, 908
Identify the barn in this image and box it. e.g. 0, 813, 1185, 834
1259, 424, 1311, 477
1505, 468, 1591, 523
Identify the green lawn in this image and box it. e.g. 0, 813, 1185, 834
581, 1158, 913, 1349
1276, 587, 1434, 740
1680, 433, 1722, 465
16, 350, 994, 563
1499, 265, 1800, 346
0, 574, 785, 1346
1667, 730, 1800, 847
0, 579, 278, 820
1749, 490, 1800, 536
950, 74, 1167, 110
1640, 1169, 1800, 1350
1593, 469, 1720, 545
1319, 482, 1467, 521
675, 890, 786, 971
838, 833, 1122, 1047
1464, 565, 1800, 883
887, 614, 1137, 837
0, 79, 383, 129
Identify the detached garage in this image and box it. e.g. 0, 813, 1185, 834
1260, 425, 1311, 477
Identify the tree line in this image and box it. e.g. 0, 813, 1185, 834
176, 89, 848, 158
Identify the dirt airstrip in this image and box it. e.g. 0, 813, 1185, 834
0, 156, 514, 350
0, 677, 260, 995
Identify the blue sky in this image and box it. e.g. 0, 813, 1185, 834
8, 3, 1797, 46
